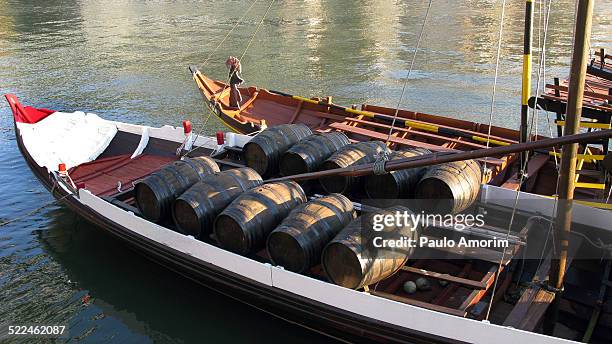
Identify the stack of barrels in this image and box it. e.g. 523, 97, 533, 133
135, 156, 220, 223
240, 124, 484, 210
214, 181, 308, 254
242, 124, 313, 178
173, 167, 263, 238
267, 193, 356, 273
319, 141, 389, 194
364, 147, 431, 199
279, 132, 350, 176
131, 124, 484, 291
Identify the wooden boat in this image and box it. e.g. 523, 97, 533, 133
7, 93, 612, 343
531, 48, 612, 139
190, 67, 611, 207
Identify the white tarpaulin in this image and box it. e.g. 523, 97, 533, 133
17, 111, 117, 171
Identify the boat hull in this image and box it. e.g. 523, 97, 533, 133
11, 105, 589, 344
13, 121, 461, 344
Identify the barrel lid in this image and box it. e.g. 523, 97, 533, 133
243, 142, 269, 176
320, 161, 351, 194
279, 151, 309, 176
267, 230, 307, 273
322, 242, 363, 289
416, 176, 456, 214
364, 173, 400, 199
172, 198, 201, 237
135, 182, 162, 222
214, 214, 249, 254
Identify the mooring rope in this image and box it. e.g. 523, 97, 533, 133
0, 192, 72, 227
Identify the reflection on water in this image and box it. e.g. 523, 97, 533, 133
0, 0, 610, 342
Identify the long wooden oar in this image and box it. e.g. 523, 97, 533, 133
267, 129, 612, 183
269, 89, 515, 146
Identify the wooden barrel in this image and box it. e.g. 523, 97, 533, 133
135, 157, 220, 222
243, 124, 313, 177
267, 194, 356, 273
214, 181, 307, 255
415, 159, 482, 214
364, 147, 432, 199
172, 167, 263, 238
322, 206, 419, 289
319, 141, 389, 194
279, 132, 350, 176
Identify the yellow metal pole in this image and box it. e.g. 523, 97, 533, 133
519, 0, 534, 188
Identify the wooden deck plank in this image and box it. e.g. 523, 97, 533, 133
347, 117, 488, 150
328, 122, 505, 166
401, 266, 487, 290
545, 84, 612, 102
503, 234, 583, 331
459, 267, 498, 311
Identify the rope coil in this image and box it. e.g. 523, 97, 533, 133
373, 151, 390, 175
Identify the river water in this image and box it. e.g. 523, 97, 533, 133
0, 0, 610, 342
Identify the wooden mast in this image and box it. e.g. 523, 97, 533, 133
544, 0, 594, 334
519, 0, 534, 188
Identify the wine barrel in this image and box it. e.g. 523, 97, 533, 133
243, 124, 312, 177
319, 141, 389, 194
172, 167, 263, 238
135, 157, 220, 222
214, 181, 307, 255
279, 132, 350, 176
415, 159, 482, 214
364, 147, 432, 199
267, 194, 356, 273
322, 206, 420, 289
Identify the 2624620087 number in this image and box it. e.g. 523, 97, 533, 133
7, 325, 66, 336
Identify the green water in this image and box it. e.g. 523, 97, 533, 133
0, 0, 610, 342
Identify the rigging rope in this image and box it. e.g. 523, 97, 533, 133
482, 0, 508, 320
237, 0, 276, 64
182, 0, 276, 158
526, 0, 561, 283
529, 0, 555, 164
220, 0, 276, 98
384, 0, 433, 147
482, 0, 507, 173
374, 0, 433, 174
485, 0, 555, 321
178, 0, 261, 157
201, 0, 260, 67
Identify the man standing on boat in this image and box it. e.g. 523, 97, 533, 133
226, 56, 243, 109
